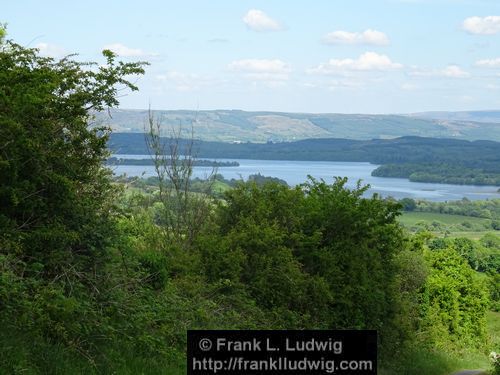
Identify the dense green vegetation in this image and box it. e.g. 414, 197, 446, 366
400, 197, 500, 232
372, 163, 500, 185
118, 173, 288, 197
109, 133, 500, 186
405, 198, 500, 220
109, 133, 500, 166
1, 36, 498, 374
398, 198, 500, 317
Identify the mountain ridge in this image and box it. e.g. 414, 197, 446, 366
95, 109, 500, 142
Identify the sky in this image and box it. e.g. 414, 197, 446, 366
3, 0, 500, 113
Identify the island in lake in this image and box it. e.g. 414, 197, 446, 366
106, 157, 239, 168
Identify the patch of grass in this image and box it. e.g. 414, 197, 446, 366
488, 311, 500, 351
211, 179, 232, 194
381, 310, 500, 375
0, 325, 184, 375
399, 212, 492, 227
445, 231, 500, 240
398, 212, 497, 239
381, 348, 489, 375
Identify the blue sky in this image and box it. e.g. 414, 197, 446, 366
3, 0, 500, 113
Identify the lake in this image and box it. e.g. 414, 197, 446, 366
110, 155, 500, 201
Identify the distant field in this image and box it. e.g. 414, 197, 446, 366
443, 230, 500, 240
398, 212, 498, 239
399, 212, 492, 226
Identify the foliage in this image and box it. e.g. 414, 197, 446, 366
488, 273, 500, 312
0, 39, 147, 366
400, 197, 417, 211
145, 110, 216, 247
110, 133, 500, 186
418, 248, 489, 349
398, 199, 500, 240
373, 163, 500, 185
0, 24, 5, 44
0, 41, 146, 273
106, 157, 239, 167
410, 198, 500, 220
209, 177, 407, 355
109, 134, 500, 169
0, 36, 495, 374
428, 237, 499, 273
492, 351, 500, 375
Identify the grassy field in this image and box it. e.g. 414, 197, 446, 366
399, 212, 492, 226
488, 311, 500, 352
399, 212, 497, 239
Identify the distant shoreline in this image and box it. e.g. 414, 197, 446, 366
106, 157, 239, 168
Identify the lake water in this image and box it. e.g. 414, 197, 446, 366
110, 155, 499, 201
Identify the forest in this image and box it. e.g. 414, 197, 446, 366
109, 133, 500, 186
372, 163, 500, 186
0, 35, 499, 374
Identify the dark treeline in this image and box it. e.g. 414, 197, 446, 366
400, 197, 500, 221
109, 133, 500, 185
373, 163, 500, 185
108, 133, 500, 165
106, 157, 239, 167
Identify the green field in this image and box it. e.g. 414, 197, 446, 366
399, 212, 492, 226
398, 211, 498, 239
488, 311, 500, 351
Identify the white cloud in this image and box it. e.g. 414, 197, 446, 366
323, 29, 389, 45
308, 52, 403, 74
228, 58, 291, 81
441, 65, 470, 78
228, 59, 291, 88
475, 57, 500, 68
229, 59, 291, 74
243, 9, 281, 32
410, 64, 469, 78
156, 70, 211, 91
35, 43, 66, 58
102, 43, 154, 57
463, 16, 500, 35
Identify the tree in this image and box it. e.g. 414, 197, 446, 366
0, 24, 5, 44
0, 40, 146, 275
400, 197, 416, 211
209, 177, 406, 338
146, 110, 216, 248
419, 248, 489, 349
0, 37, 148, 365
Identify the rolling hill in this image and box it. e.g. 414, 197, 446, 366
94, 109, 500, 142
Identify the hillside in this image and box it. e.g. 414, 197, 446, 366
94, 109, 500, 142
410, 110, 500, 123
